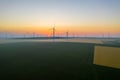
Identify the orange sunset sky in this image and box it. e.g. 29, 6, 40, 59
0, 0, 120, 36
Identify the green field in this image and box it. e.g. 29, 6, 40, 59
0, 42, 120, 80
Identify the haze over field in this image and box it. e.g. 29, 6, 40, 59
0, 0, 120, 38
0, 1, 120, 79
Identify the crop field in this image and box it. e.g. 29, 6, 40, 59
0, 39, 120, 80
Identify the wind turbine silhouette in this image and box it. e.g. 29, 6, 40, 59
50, 24, 56, 39
66, 31, 69, 40
33, 32, 35, 38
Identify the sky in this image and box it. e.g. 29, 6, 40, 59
0, 0, 120, 37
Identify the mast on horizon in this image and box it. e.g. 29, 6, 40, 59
66, 31, 69, 39
33, 32, 35, 38
50, 25, 55, 38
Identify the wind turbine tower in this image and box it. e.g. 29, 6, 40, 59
66, 31, 69, 39
51, 25, 55, 38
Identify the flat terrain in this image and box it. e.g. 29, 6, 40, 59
0, 38, 103, 44
0, 42, 95, 80
94, 46, 120, 69
0, 41, 120, 80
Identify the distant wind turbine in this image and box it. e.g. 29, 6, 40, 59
33, 32, 35, 38
66, 31, 69, 39
50, 25, 56, 38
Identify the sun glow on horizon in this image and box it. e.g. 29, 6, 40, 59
0, 0, 120, 37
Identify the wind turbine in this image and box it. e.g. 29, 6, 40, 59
66, 31, 69, 40
33, 32, 35, 38
50, 24, 56, 39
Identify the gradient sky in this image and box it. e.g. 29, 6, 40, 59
0, 0, 120, 36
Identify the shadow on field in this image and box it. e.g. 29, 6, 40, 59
0, 42, 98, 80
